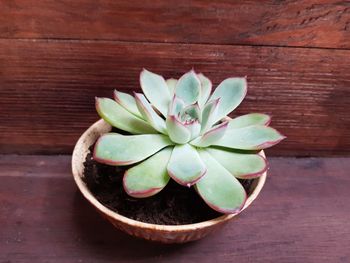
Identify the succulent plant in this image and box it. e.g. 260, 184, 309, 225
94, 69, 285, 214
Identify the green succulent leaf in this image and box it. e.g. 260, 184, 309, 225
166, 115, 191, 144
166, 78, 177, 96
175, 70, 201, 105
191, 121, 228, 147
213, 125, 286, 150
94, 133, 173, 165
167, 144, 206, 187
197, 73, 212, 108
134, 93, 167, 134
140, 69, 171, 116
195, 150, 247, 214
168, 96, 185, 117
209, 77, 247, 123
123, 147, 172, 198
185, 120, 201, 139
206, 148, 267, 179
228, 113, 271, 129
113, 90, 143, 119
180, 103, 201, 122
200, 98, 220, 133
96, 98, 157, 134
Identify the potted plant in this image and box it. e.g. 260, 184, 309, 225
72, 69, 285, 243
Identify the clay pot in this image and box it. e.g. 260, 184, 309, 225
72, 119, 267, 243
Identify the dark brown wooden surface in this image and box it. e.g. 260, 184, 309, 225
1, 39, 350, 156
0, 155, 349, 262
0, 0, 349, 49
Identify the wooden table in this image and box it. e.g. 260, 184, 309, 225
1, 155, 349, 262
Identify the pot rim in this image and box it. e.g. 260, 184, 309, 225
72, 119, 267, 232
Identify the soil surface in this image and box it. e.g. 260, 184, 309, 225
83, 145, 253, 225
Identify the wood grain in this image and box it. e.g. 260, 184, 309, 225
0, 155, 349, 262
0, 0, 349, 49
1, 39, 350, 156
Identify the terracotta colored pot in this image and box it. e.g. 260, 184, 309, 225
72, 119, 267, 243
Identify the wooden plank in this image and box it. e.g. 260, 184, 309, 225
0, 0, 349, 49
0, 155, 349, 262
1, 39, 350, 155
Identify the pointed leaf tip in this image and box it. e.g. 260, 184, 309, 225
209, 77, 247, 123
113, 90, 143, 119
140, 69, 171, 116
166, 78, 178, 96
175, 70, 201, 105
197, 73, 212, 108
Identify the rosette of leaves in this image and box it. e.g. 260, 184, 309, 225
94, 69, 285, 214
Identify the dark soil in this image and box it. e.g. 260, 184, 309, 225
83, 145, 253, 225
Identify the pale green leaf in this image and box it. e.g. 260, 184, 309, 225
94, 133, 173, 165
197, 73, 212, 108
167, 144, 206, 186
175, 70, 201, 105
200, 99, 220, 133
195, 150, 247, 214
191, 121, 228, 147
166, 78, 178, 96
134, 93, 167, 134
180, 103, 201, 122
207, 148, 267, 178
185, 120, 201, 139
228, 113, 271, 129
166, 115, 191, 144
168, 96, 185, 117
209, 78, 247, 122
123, 147, 172, 198
140, 69, 171, 116
96, 98, 157, 134
113, 90, 143, 119
213, 125, 286, 150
